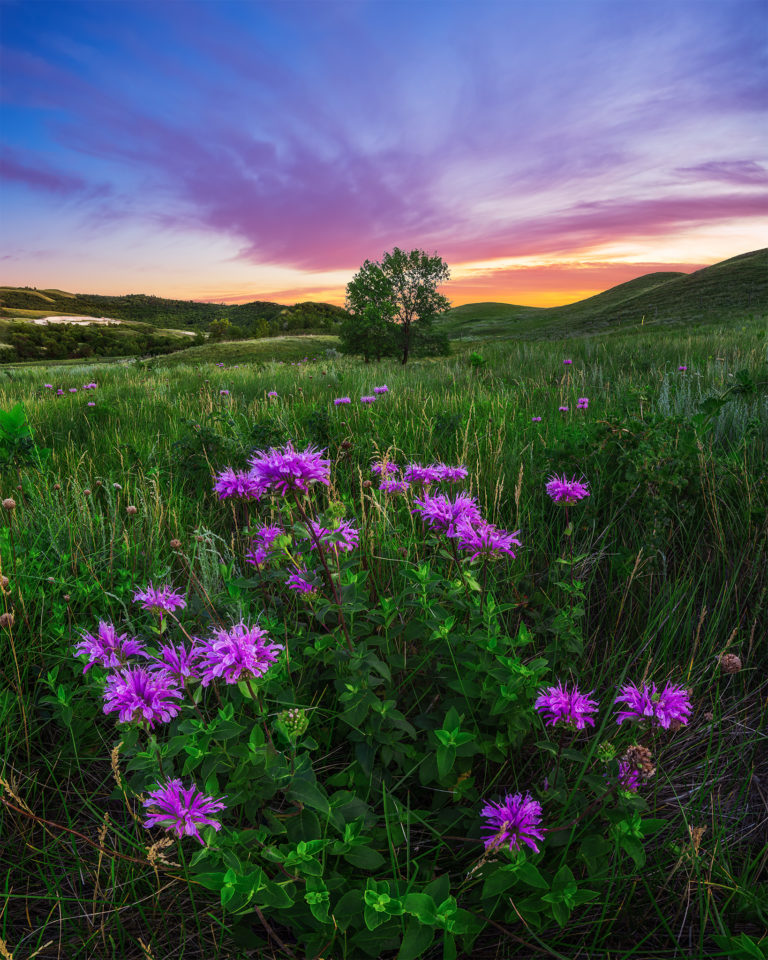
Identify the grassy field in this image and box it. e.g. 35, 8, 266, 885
0, 315, 766, 959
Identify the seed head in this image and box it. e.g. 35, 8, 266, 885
2, 498, 16, 511
83, 489, 91, 497
719, 653, 742, 674
170, 539, 182, 550
623, 744, 656, 780
126, 505, 138, 515
0, 612, 14, 628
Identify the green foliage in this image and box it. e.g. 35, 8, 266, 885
345, 248, 451, 364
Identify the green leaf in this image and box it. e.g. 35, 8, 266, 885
481, 868, 517, 900
402, 892, 437, 924
344, 845, 386, 870
436, 744, 456, 779
517, 862, 549, 890
287, 779, 330, 815
551, 900, 571, 927
398, 921, 435, 960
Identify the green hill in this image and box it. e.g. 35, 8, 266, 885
439, 248, 767, 341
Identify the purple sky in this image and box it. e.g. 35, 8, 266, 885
1, 0, 766, 306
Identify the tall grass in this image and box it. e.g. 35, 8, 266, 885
1, 320, 766, 958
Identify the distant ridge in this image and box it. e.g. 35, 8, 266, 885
438, 248, 767, 340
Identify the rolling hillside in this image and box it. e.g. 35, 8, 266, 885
439, 248, 767, 341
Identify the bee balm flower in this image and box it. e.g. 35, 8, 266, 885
143, 778, 226, 844
480, 793, 545, 854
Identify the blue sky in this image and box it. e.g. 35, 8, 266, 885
1, 0, 765, 304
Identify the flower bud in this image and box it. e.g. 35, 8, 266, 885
719, 653, 742, 674
276, 707, 309, 742
597, 741, 617, 762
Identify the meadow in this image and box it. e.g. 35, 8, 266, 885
0, 317, 766, 960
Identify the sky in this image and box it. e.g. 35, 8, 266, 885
1, 0, 766, 307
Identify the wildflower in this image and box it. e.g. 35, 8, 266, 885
534, 681, 598, 729
403, 464, 442, 485
558, 405, 569, 412
614, 681, 692, 729
153, 641, 201, 679
87, 401, 96, 407
434, 465, 469, 483
213, 467, 264, 501
44, 384, 53, 389
373, 385, 389, 394
413, 492, 482, 537
370, 462, 399, 477
334, 397, 351, 405
360, 396, 376, 404
563, 359, 573, 365
248, 442, 330, 494
74, 621, 147, 673
480, 793, 545, 854
197, 622, 283, 686
143, 779, 226, 844
57, 389, 64, 395
286, 567, 317, 595
719, 652, 742, 674
622, 743, 656, 780
245, 524, 283, 567
170, 538, 182, 550
2, 498, 16, 511
455, 519, 521, 560
545, 474, 590, 504
577, 397, 589, 409
617, 760, 641, 792
267, 391, 278, 398
126, 505, 138, 515
379, 479, 410, 494
0, 612, 14, 629
69, 387, 78, 393
133, 583, 187, 617
103, 666, 183, 727
531, 416, 542, 422
219, 389, 230, 396
276, 707, 309, 741
678, 365, 687, 372
307, 518, 359, 553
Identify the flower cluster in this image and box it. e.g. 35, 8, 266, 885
334, 397, 351, 405
403, 463, 469, 485
534, 682, 598, 730
307, 518, 359, 553
245, 525, 284, 567
74, 622, 147, 673
103, 666, 183, 728
577, 397, 589, 409
213, 467, 263, 501
248, 442, 330, 494
615, 681, 692, 729
133, 583, 187, 617
413, 491, 520, 561
545, 474, 590, 504
143, 779, 226, 845
196, 622, 284, 686
360, 395, 376, 404
480, 793, 545, 854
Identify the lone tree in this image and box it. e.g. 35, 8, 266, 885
344, 247, 451, 365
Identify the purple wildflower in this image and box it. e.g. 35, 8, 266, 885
74, 621, 147, 673
44, 384, 53, 389
379, 479, 410, 494
577, 397, 589, 409
360, 395, 376, 404
434, 464, 469, 483
678, 365, 687, 372
103, 666, 183, 728
403, 463, 442, 485
219, 389, 230, 396
267, 391, 278, 398
531, 416, 542, 422
197, 622, 283, 686
248, 442, 330, 494
559, 405, 569, 412
563, 359, 573, 365
307, 518, 359, 553
133, 583, 187, 617
56, 389, 64, 395
614, 681, 692, 729
617, 760, 641, 792
245, 525, 283, 567
334, 397, 351, 405
153, 641, 201, 679
534, 682, 598, 730
87, 401, 96, 407
413, 492, 483, 537
213, 467, 264, 501
370, 462, 399, 477
545, 474, 590, 504
455, 520, 521, 560
480, 793, 545, 854
373, 385, 389, 394
143, 778, 226, 845
286, 566, 317, 595
69, 387, 78, 393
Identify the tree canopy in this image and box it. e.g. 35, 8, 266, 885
343, 248, 451, 364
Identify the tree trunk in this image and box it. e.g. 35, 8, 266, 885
401, 319, 410, 365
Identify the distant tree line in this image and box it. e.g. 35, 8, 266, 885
0, 322, 181, 362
